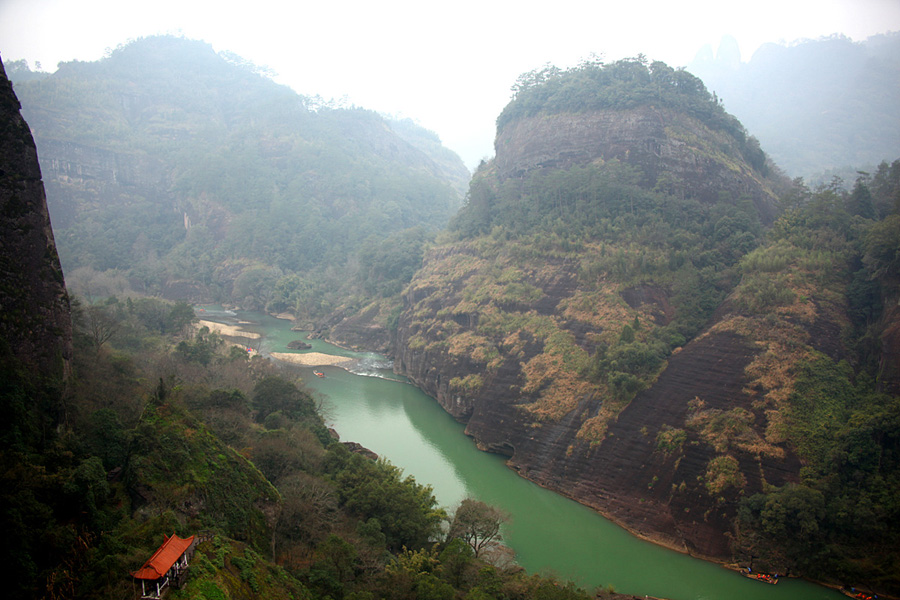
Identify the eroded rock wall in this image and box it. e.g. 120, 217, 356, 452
494, 107, 780, 223
393, 241, 810, 558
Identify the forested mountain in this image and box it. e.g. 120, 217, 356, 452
9, 36, 468, 324
7, 30, 900, 600
1, 56, 616, 600
394, 57, 900, 594
689, 32, 900, 179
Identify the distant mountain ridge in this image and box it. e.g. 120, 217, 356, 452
689, 32, 900, 179
11, 35, 468, 315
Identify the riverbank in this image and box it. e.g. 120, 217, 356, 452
195, 309, 359, 369
198, 319, 261, 340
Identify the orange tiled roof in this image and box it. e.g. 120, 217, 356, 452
132, 534, 195, 580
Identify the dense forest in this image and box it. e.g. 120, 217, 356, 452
8, 36, 468, 325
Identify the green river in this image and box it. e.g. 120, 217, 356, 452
200, 307, 847, 600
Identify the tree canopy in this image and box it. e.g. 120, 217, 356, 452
448, 498, 509, 558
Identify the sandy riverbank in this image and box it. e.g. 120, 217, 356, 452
198, 320, 261, 339
270, 352, 354, 366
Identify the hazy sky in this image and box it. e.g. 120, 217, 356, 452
2, 0, 899, 170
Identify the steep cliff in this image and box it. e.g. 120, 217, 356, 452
494, 106, 780, 224
393, 59, 803, 559
394, 239, 816, 558
0, 57, 72, 381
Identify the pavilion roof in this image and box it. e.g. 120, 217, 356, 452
132, 534, 195, 580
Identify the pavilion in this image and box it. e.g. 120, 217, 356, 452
132, 534, 196, 599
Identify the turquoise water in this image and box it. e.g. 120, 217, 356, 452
200, 307, 846, 600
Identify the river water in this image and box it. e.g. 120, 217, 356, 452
200, 307, 846, 600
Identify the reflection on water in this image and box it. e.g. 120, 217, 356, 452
196, 307, 846, 600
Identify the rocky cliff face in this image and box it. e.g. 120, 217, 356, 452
392, 101, 809, 559
32, 138, 170, 229
0, 58, 72, 379
494, 107, 780, 223
395, 240, 822, 558
312, 301, 394, 355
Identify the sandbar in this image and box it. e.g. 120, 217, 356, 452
270, 352, 354, 366
198, 320, 261, 339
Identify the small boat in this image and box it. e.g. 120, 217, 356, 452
314, 370, 325, 378
841, 588, 877, 600
743, 568, 778, 584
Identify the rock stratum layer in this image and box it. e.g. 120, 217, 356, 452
395, 242, 821, 558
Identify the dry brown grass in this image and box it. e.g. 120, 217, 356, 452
559, 283, 631, 335
522, 367, 594, 421
703, 242, 852, 454
575, 391, 621, 445
686, 404, 784, 459
704, 455, 747, 494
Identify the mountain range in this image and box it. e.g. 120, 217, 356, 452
5, 35, 900, 597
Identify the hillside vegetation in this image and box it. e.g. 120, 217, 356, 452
10, 36, 468, 322
2, 291, 623, 600
394, 56, 900, 594
728, 171, 900, 590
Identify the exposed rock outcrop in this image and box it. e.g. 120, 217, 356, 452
314, 302, 393, 355
393, 96, 806, 559
394, 241, 815, 558
494, 107, 781, 223
0, 58, 72, 379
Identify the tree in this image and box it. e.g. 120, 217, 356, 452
251, 376, 316, 424
308, 534, 358, 599
863, 215, 900, 292
448, 498, 508, 558
330, 449, 446, 552
167, 301, 195, 335
273, 473, 337, 561
84, 303, 121, 353
847, 175, 876, 219
438, 538, 474, 588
